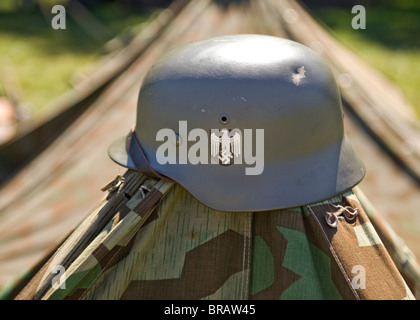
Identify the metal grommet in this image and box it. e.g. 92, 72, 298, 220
219, 113, 230, 125
330, 204, 358, 224
139, 185, 152, 199
342, 206, 358, 223
325, 211, 337, 228
100, 175, 125, 193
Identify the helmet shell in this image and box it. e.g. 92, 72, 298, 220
108, 34, 365, 211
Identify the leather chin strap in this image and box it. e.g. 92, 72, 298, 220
128, 127, 175, 183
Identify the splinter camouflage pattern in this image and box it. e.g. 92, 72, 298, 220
13, 170, 416, 300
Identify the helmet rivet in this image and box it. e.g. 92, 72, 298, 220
174, 133, 182, 147
219, 113, 230, 125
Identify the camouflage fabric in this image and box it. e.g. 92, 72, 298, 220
14, 170, 415, 300
353, 187, 420, 298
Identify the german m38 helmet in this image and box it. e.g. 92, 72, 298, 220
108, 34, 365, 212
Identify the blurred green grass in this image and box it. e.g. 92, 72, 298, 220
0, 1, 153, 119
310, 2, 420, 119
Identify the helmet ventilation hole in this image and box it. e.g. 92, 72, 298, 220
219, 114, 230, 125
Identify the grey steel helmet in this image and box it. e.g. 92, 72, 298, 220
108, 34, 365, 212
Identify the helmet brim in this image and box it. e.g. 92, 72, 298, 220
109, 132, 365, 212
173, 135, 366, 212
108, 135, 138, 170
